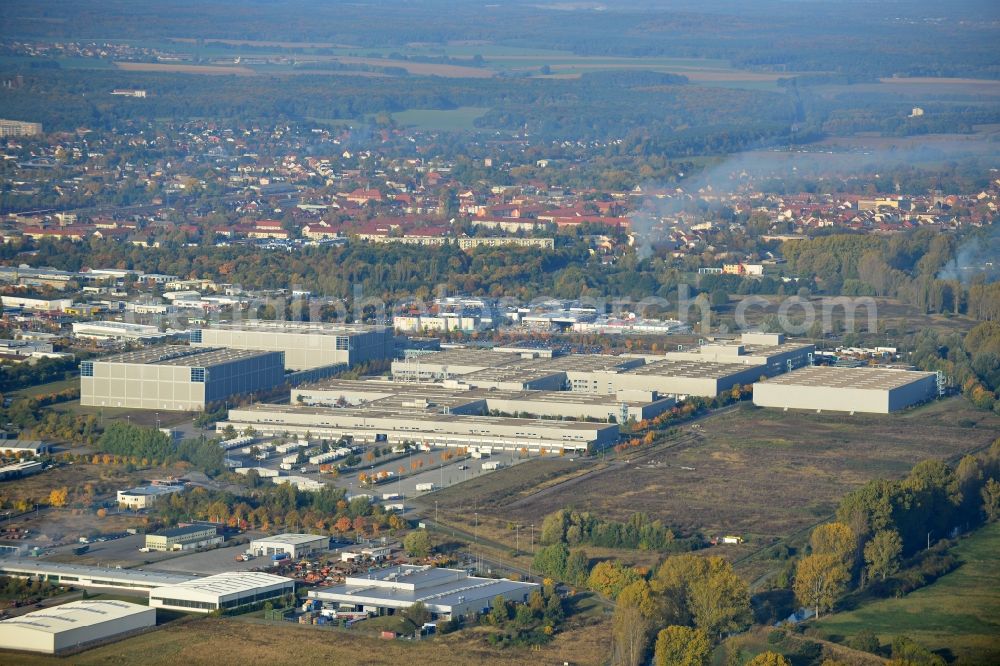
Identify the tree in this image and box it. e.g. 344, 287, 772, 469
810, 522, 856, 566
47, 487, 68, 508
403, 529, 431, 557
533, 543, 569, 579
612, 592, 650, 666
403, 601, 430, 627
864, 529, 903, 582
794, 554, 850, 619
588, 560, 641, 599
565, 548, 589, 585
687, 560, 751, 638
746, 652, 790, 666
982, 478, 1000, 522
489, 594, 509, 625
653, 625, 710, 666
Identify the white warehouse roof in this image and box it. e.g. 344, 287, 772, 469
151, 571, 292, 602
0, 599, 155, 654
251, 533, 327, 547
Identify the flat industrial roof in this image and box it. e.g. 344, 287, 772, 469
0, 560, 196, 587
0, 600, 151, 634
314, 565, 536, 609
119, 485, 183, 497
232, 403, 615, 432
251, 533, 328, 546
95, 346, 279, 367
149, 572, 293, 600
760, 366, 936, 390
200, 322, 386, 336
154, 524, 216, 538
626, 359, 764, 379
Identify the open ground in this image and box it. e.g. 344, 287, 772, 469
8, 611, 611, 666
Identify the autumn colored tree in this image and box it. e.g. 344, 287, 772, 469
810, 522, 857, 567
794, 553, 850, 619
653, 626, 711, 666
746, 652, 790, 666
47, 487, 68, 508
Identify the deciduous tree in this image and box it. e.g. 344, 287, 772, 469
653, 625, 710, 666
864, 529, 903, 582
794, 553, 849, 619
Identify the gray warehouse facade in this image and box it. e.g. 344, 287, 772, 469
81, 346, 285, 411
753, 366, 939, 414
191, 322, 393, 370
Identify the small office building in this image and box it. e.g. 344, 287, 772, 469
116, 485, 184, 510
144, 525, 222, 552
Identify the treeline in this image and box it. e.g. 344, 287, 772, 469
96, 422, 224, 475
910, 321, 1000, 414
782, 229, 1000, 320
787, 440, 1000, 622
539, 509, 697, 552
155, 481, 403, 536
0, 356, 76, 392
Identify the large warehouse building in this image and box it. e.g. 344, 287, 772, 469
292, 378, 675, 423
80, 346, 285, 411
148, 572, 295, 613
753, 366, 939, 414
390, 347, 763, 397
145, 525, 222, 552
191, 321, 393, 370
308, 565, 537, 620
0, 600, 155, 655
220, 403, 619, 453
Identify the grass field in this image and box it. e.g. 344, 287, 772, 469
811, 522, 1000, 665
9, 378, 78, 399
7, 613, 611, 665
390, 107, 490, 131
115, 62, 256, 76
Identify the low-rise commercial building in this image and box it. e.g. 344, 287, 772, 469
309, 565, 537, 620
80, 346, 285, 412
753, 366, 939, 414
191, 321, 392, 370
72, 321, 173, 343
148, 572, 295, 613
144, 525, 221, 552
249, 533, 328, 559
0, 600, 155, 654
116, 484, 184, 510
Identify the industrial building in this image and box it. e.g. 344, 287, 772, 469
390, 347, 762, 397
0, 561, 195, 591
0, 119, 42, 138
752, 366, 939, 414
656, 332, 815, 376
308, 565, 537, 620
144, 525, 222, 552
292, 378, 675, 423
220, 403, 618, 453
72, 321, 174, 343
0, 441, 51, 456
116, 484, 184, 510
80, 346, 285, 411
191, 321, 393, 370
0, 600, 155, 655
249, 533, 328, 559
148, 572, 295, 613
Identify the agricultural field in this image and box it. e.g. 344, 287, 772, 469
114, 62, 256, 75
9, 612, 611, 666
810, 522, 1000, 666
390, 107, 490, 131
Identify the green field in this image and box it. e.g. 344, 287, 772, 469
812, 522, 1000, 665
390, 107, 489, 130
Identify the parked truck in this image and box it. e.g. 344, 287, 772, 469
415, 483, 436, 492
482, 461, 505, 471
271, 552, 290, 562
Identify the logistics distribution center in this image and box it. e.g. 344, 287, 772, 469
216, 333, 816, 454
80, 346, 285, 411
191, 321, 393, 370
0, 600, 155, 655
753, 366, 939, 414
308, 565, 538, 620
